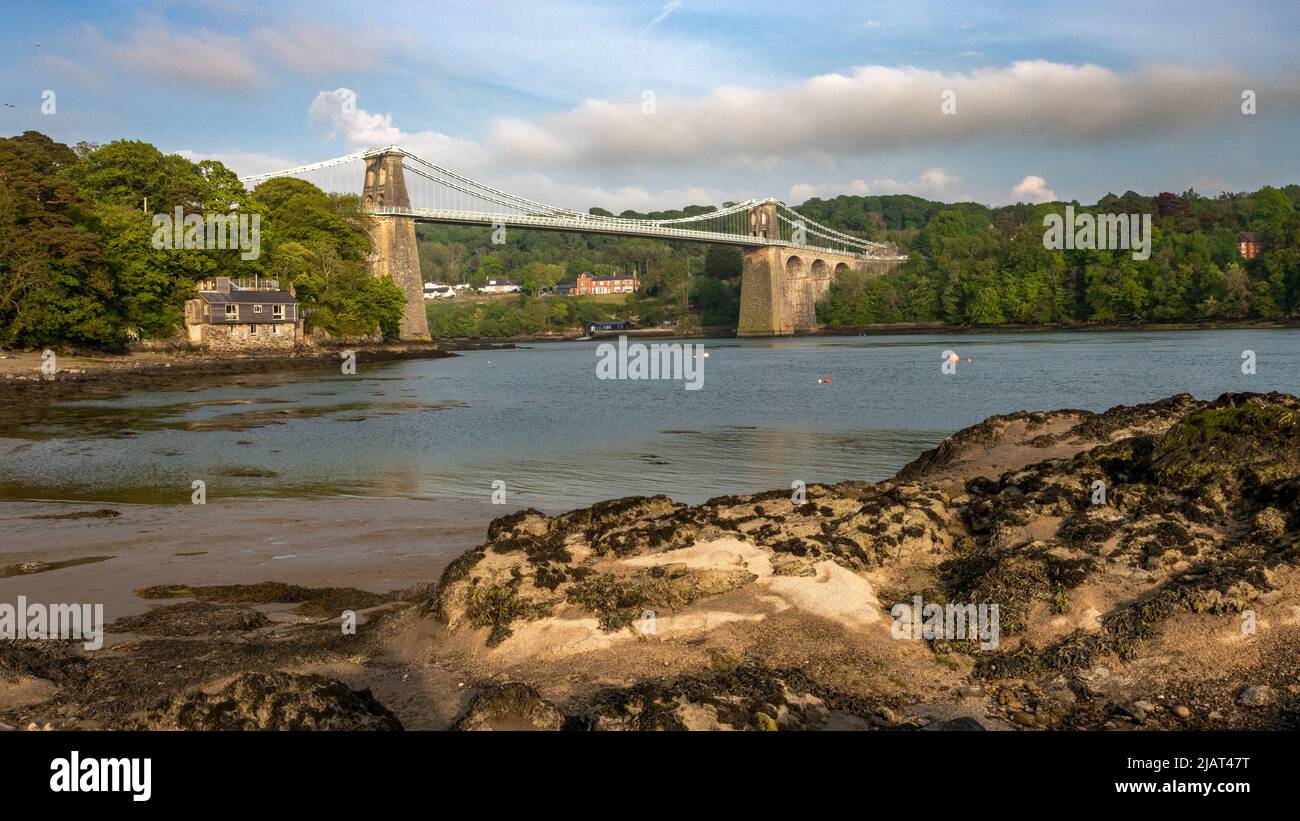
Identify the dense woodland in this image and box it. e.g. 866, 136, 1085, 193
810, 187, 1300, 326
3, 129, 1298, 346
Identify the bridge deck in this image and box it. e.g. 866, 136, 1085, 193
367, 206, 906, 260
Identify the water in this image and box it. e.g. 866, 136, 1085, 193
1, 330, 1294, 511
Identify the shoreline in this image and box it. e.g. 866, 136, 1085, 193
0, 341, 514, 405
405, 316, 1300, 346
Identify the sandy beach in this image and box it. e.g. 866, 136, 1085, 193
0, 496, 502, 621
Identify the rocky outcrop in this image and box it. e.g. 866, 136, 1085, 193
425, 391, 1300, 730
453, 683, 565, 731
133, 672, 403, 731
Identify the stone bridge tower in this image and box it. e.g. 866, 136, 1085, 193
737, 200, 903, 336
362, 151, 429, 340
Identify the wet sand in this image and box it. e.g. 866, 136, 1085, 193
0, 496, 504, 621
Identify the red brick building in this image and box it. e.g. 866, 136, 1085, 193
574, 271, 640, 295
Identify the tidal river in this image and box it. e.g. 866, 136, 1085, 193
1, 329, 1295, 512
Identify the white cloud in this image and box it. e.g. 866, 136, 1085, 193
789, 169, 963, 202
308, 88, 490, 171
306, 89, 740, 211
173, 149, 301, 179
484, 61, 1300, 172
1010, 175, 1057, 203
84, 23, 260, 90
68, 19, 393, 92
251, 23, 398, 76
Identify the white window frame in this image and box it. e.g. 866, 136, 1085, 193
253, 304, 263, 314
224, 304, 238, 320
249, 323, 258, 335
272, 305, 285, 320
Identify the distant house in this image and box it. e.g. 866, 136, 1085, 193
586, 319, 631, 335
423, 282, 455, 299
555, 283, 577, 297
479, 278, 522, 294
575, 271, 639, 295
1238, 232, 1264, 260
184, 277, 302, 350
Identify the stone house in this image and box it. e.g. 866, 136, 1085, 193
184, 277, 303, 351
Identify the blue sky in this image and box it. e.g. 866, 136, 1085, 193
2, 0, 1298, 210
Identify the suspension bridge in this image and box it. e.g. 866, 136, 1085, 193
240, 146, 905, 339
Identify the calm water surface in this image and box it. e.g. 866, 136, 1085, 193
2, 330, 1295, 511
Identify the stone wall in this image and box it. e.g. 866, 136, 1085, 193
191, 322, 299, 352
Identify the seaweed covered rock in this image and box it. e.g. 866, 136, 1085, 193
107, 602, 271, 636
572, 662, 890, 731
453, 682, 564, 731
415, 392, 1300, 731
428, 484, 949, 649
134, 671, 402, 731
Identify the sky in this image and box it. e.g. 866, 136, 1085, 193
2, 0, 1299, 212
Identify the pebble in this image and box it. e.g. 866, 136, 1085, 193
1173, 705, 1191, 720
1010, 711, 1037, 727
1133, 699, 1157, 713
1237, 685, 1275, 707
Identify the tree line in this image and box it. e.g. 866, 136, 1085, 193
817, 186, 1300, 327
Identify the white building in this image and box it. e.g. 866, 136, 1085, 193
478, 278, 522, 294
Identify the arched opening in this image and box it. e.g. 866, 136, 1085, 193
378, 167, 387, 186
785, 255, 805, 277
834, 262, 849, 276
810, 259, 828, 279
376, 193, 384, 207
364, 195, 373, 208
366, 170, 375, 188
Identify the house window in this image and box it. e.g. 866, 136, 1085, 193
249, 323, 258, 335
272, 324, 282, 335
253, 304, 263, 313
224, 304, 238, 320
272, 305, 285, 320
203, 303, 209, 318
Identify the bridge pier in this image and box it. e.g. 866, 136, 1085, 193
737, 247, 792, 336
362, 152, 430, 340
736, 246, 902, 337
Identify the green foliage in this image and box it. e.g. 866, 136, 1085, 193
425, 295, 632, 338
0, 131, 403, 346
818, 189, 1300, 328
691, 275, 740, 326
